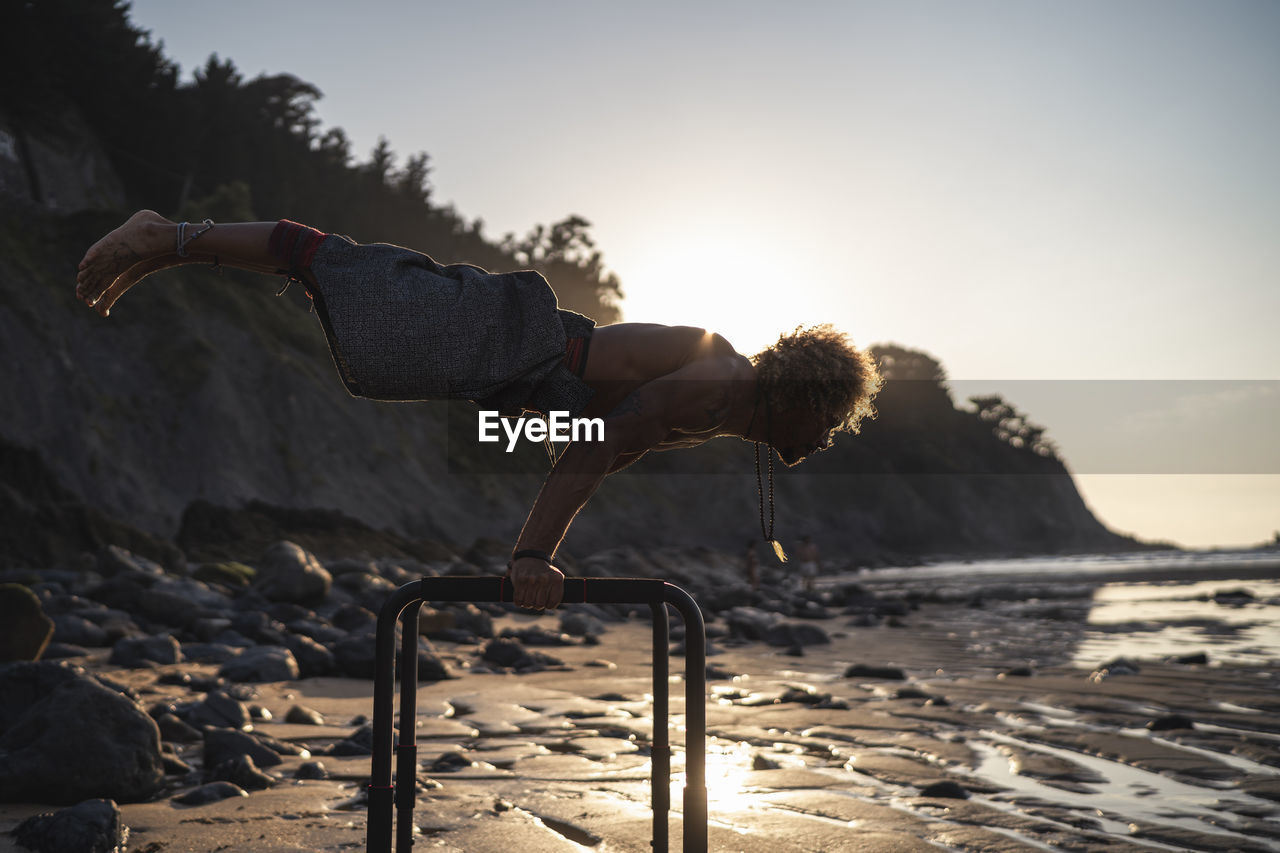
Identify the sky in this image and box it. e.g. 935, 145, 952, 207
125, 0, 1280, 549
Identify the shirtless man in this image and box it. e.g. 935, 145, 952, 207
76, 211, 881, 610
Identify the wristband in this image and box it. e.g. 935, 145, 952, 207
511, 549, 555, 564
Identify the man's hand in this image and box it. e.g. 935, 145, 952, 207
508, 557, 564, 611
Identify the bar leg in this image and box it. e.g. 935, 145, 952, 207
396, 602, 423, 852
368, 582, 425, 853
665, 585, 707, 853
649, 602, 670, 853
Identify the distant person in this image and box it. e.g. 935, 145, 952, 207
743, 540, 760, 591
798, 534, 821, 592
76, 211, 880, 610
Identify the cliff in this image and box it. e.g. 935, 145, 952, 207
0, 219, 1132, 568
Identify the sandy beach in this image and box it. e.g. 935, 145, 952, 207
4, 555, 1279, 853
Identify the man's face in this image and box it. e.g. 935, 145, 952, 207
773, 410, 836, 466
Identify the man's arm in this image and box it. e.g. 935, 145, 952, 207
507, 358, 741, 610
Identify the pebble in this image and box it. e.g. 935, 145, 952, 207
285, 704, 326, 725
844, 663, 907, 680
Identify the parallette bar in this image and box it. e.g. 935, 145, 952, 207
416, 575, 669, 604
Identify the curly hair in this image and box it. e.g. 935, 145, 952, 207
750, 324, 882, 434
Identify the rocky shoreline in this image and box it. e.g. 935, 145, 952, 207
3, 542, 1279, 852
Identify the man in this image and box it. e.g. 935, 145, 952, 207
76, 211, 881, 610
797, 535, 821, 593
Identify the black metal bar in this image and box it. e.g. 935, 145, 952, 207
649, 602, 670, 853
396, 602, 422, 852
367, 577, 705, 853
368, 582, 427, 853
663, 583, 707, 853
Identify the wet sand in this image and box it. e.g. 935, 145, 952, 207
3, 592, 1279, 853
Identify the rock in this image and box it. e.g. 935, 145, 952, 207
155, 712, 202, 743
295, 761, 328, 780
334, 571, 397, 609
415, 646, 452, 681
202, 728, 283, 770
172, 782, 248, 806
218, 646, 299, 683
844, 663, 907, 680
285, 705, 325, 726
1000, 666, 1034, 678
137, 587, 198, 628
919, 780, 969, 799
50, 614, 109, 647
478, 637, 558, 671
752, 753, 781, 770
11, 799, 126, 853
333, 633, 451, 680
333, 633, 379, 678
209, 754, 275, 790
429, 751, 473, 772
108, 634, 182, 667
0, 673, 163, 804
762, 622, 831, 648
0, 584, 54, 662
1169, 651, 1209, 665
415, 607, 457, 635
229, 611, 288, 645
500, 626, 576, 646
41, 643, 91, 660
875, 597, 911, 617
192, 561, 255, 588
1213, 588, 1255, 605
186, 691, 251, 731
725, 607, 780, 641
1147, 714, 1195, 732
332, 605, 377, 633
285, 618, 344, 644
481, 638, 527, 668
96, 545, 165, 579
253, 541, 331, 605
179, 642, 240, 664
162, 753, 193, 776
0, 661, 83, 731
1090, 657, 1141, 681
325, 557, 378, 577
447, 603, 495, 639
282, 633, 336, 678
779, 687, 833, 705
329, 723, 378, 756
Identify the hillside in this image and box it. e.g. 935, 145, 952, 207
0, 203, 1133, 567
0, 2, 1137, 567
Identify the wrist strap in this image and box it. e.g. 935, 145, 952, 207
511, 549, 554, 564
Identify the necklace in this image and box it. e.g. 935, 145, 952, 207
747, 392, 787, 563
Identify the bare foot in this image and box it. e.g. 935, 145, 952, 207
76, 210, 175, 316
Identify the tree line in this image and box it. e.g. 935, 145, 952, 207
0, 0, 621, 322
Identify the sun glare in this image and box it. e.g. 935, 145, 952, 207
615, 227, 824, 359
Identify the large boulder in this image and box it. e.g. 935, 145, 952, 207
253, 541, 331, 605
0, 670, 163, 804
0, 584, 53, 662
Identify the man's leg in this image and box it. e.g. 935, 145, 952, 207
76, 210, 297, 317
